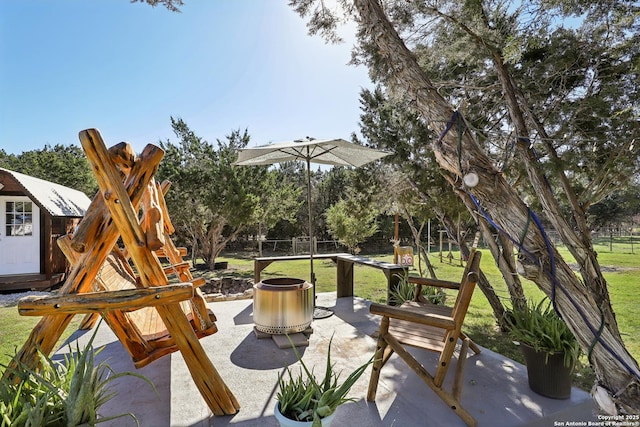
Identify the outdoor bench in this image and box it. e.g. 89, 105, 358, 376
253, 253, 407, 302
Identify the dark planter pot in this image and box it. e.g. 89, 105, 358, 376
213, 261, 228, 270
520, 343, 573, 399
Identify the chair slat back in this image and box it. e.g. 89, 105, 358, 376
450, 250, 482, 325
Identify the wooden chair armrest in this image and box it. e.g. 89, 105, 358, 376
18, 283, 195, 316
190, 277, 206, 288
370, 302, 455, 329
163, 261, 190, 275
155, 246, 187, 258
407, 276, 460, 290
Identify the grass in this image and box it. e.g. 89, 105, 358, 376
0, 307, 81, 370
1, 244, 636, 392
219, 246, 638, 391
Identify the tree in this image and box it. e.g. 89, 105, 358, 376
315, 167, 353, 240
358, 86, 519, 318
588, 184, 640, 232
0, 144, 96, 196
132, 0, 183, 12
158, 118, 300, 268
247, 169, 303, 242
325, 193, 378, 254
290, 0, 640, 413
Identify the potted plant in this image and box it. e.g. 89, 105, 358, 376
274, 335, 373, 427
505, 298, 581, 399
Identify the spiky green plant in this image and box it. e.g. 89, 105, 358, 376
505, 298, 581, 368
389, 272, 446, 306
1, 322, 155, 426
276, 335, 373, 427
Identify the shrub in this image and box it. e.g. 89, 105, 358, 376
276, 335, 373, 425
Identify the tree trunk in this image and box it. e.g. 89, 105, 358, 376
437, 208, 506, 325
446, 177, 527, 312
353, 0, 640, 413
478, 220, 526, 312
403, 211, 437, 278
205, 220, 243, 270
205, 221, 226, 270
404, 174, 506, 321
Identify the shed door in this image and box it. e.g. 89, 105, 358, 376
0, 196, 40, 275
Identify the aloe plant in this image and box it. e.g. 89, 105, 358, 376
276, 335, 373, 427
505, 298, 581, 368
389, 271, 446, 306
1, 322, 155, 426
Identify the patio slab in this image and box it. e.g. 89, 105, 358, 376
55, 292, 598, 427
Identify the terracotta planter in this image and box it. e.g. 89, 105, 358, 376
274, 403, 336, 427
520, 343, 573, 399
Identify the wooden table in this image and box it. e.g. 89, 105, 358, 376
253, 253, 407, 302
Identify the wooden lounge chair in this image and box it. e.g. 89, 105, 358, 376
5, 129, 239, 416
367, 249, 482, 426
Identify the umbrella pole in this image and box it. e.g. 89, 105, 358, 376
307, 155, 315, 288
306, 154, 333, 319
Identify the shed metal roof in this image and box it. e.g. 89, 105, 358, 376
0, 168, 91, 217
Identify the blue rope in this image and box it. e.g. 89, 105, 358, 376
440, 110, 638, 380
469, 193, 536, 259
437, 110, 459, 146
469, 193, 640, 380
528, 208, 559, 315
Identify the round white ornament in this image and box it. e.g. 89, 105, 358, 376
463, 172, 479, 187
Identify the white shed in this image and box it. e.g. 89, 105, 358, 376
0, 168, 91, 290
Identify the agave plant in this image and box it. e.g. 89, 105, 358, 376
505, 298, 581, 368
389, 271, 446, 306
1, 322, 155, 427
276, 335, 373, 427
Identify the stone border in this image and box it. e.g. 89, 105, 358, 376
204, 287, 254, 302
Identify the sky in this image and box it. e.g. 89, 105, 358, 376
0, 1, 371, 155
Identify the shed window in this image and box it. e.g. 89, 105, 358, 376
5, 201, 33, 236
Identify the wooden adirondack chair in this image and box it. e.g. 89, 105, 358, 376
367, 249, 482, 427
5, 129, 239, 416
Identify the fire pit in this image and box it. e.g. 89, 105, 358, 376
253, 277, 313, 334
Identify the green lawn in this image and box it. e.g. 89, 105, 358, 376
2, 245, 637, 391
0, 307, 81, 369
219, 247, 638, 390
215, 248, 640, 362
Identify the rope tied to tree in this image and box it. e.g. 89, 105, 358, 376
588, 304, 606, 364
437, 110, 459, 147
436, 109, 638, 382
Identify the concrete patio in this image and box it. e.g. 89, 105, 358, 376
55, 292, 598, 427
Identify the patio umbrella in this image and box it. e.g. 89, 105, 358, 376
235, 137, 391, 318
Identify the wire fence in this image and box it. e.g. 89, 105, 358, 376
227, 229, 639, 259
254, 238, 350, 257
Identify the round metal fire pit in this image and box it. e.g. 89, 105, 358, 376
253, 277, 313, 334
